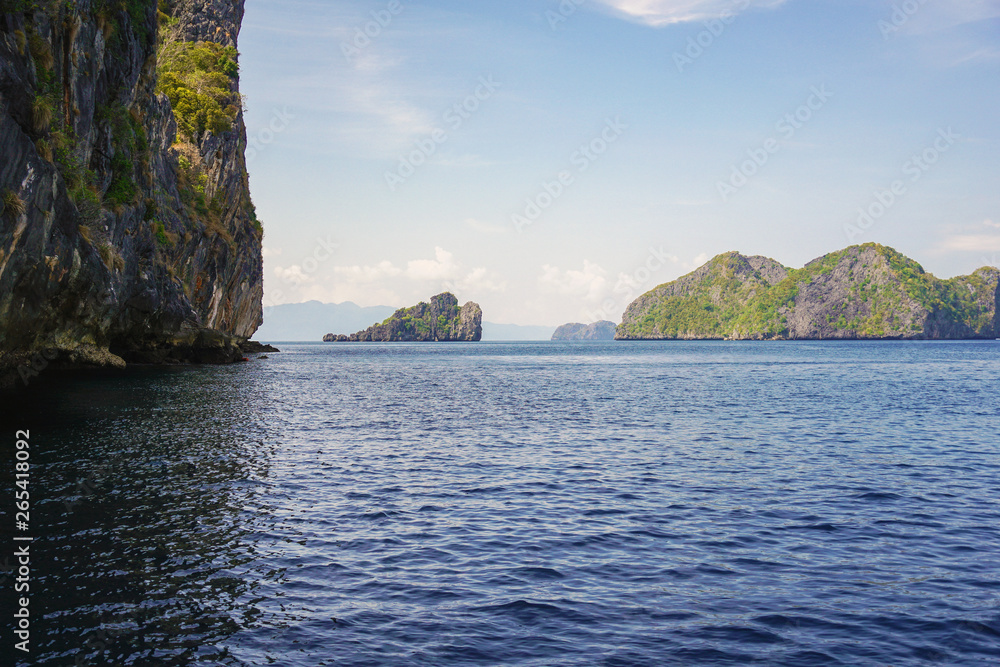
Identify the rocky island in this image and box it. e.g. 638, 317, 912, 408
325, 293, 483, 342
1, 0, 264, 385
552, 321, 617, 341
617, 244, 999, 340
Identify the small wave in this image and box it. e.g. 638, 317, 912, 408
583, 508, 629, 517
471, 599, 589, 624
685, 624, 786, 645
854, 491, 904, 501
509, 566, 565, 580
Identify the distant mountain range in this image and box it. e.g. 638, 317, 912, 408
255, 301, 556, 342
618, 243, 999, 340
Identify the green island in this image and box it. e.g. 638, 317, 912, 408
324, 293, 483, 342
617, 243, 999, 340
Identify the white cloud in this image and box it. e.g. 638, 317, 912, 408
942, 234, 1000, 253
262, 247, 283, 258
947, 47, 1000, 67
940, 220, 1000, 253
445, 267, 508, 295
895, 0, 1000, 35
273, 265, 314, 285
538, 261, 610, 303
270, 248, 503, 308
593, 0, 788, 27
405, 247, 458, 281
332, 260, 402, 283
269, 53, 437, 159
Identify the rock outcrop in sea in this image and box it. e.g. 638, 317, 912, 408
552, 321, 617, 341
1, 0, 262, 383
325, 293, 483, 342
617, 244, 999, 340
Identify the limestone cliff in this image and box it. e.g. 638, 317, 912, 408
552, 321, 616, 341
325, 293, 483, 342
0, 0, 262, 384
617, 244, 999, 340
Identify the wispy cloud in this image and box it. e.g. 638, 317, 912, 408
465, 218, 508, 235
940, 220, 1000, 253
332, 261, 402, 283
895, 0, 1000, 35
943, 234, 1000, 252
282, 247, 506, 307
593, 0, 788, 27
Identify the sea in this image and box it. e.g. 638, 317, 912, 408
2, 341, 1000, 666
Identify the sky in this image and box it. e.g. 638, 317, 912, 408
238, 0, 1000, 326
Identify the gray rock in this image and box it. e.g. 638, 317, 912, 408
0, 0, 262, 383
552, 321, 617, 341
617, 244, 999, 340
326, 293, 483, 342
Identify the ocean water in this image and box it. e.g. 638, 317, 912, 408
3, 341, 1000, 666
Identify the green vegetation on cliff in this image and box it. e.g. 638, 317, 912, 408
13, 2, 154, 229
153, 6, 259, 243
1, 0, 264, 381
621, 253, 791, 339
156, 39, 240, 139
618, 244, 1000, 341
326, 293, 484, 343
393, 301, 459, 339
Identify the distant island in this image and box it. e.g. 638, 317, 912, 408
552, 321, 617, 341
617, 244, 999, 340
324, 293, 483, 342
253, 302, 553, 341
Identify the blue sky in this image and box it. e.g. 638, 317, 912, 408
239, 0, 1000, 326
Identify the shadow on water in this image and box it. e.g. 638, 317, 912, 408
1, 363, 282, 666
2, 342, 999, 666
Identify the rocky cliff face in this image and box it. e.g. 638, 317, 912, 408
325, 293, 483, 342
0, 0, 262, 384
617, 244, 999, 341
552, 321, 616, 341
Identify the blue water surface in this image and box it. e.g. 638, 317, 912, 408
4, 341, 1000, 666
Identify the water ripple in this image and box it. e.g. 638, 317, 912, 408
3, 341, 1000, 666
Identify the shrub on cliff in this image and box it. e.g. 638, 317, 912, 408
156, 40, 241, 140
1, 190, 26, 220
